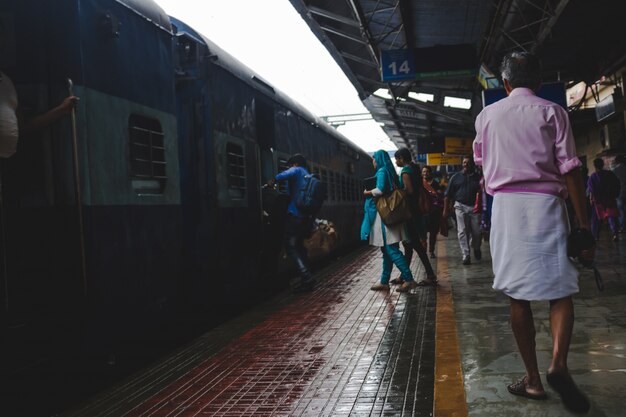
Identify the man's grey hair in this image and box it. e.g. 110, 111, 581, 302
499, 51, 542, 90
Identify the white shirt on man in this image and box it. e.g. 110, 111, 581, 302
0, 71, 19, 157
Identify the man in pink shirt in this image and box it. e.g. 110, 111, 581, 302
473, 52, 593, 413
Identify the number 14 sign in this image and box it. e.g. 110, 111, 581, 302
380, 49, 415, 82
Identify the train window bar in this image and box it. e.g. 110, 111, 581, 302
129, 115, 166, 194
226, 143, 247, 200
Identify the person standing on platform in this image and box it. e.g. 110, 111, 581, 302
268, 154, 315, 292
612, 154, 626, 232
473, 51, 594, 414
443, 156, 482, 265
392, 148, 437, 288
422, 165, 444, 258
588, 157, 620, 241
361, 150, 415, 291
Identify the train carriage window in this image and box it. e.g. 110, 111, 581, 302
129, 115, 166, 194
226, 143, 246, 200
329, 171, 337, 201
341, 175, 348, 201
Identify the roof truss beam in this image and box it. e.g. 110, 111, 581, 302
319, 24, 369, 45
308, 5, 361, 28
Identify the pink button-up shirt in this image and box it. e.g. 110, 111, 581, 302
473, 87, 581, 199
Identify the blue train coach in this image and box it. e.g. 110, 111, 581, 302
0, 0, 371, 394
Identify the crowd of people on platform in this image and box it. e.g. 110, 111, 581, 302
360, 51, 621, 414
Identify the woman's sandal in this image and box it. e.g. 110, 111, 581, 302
507, 376, 548, 400
396, 280, 417, 292
370, 283, 390, 291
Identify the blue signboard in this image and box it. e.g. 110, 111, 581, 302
381, 45, 477, 82
380, 49, 415, 82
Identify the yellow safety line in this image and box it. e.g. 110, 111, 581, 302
433, 243, 469, 417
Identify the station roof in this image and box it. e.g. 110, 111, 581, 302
289, 0, 626, 154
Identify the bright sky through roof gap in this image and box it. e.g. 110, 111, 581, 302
153, 0, 397, 152
373, 88, 393, 99
444, 96, 472, 109
408, 92, 434, 102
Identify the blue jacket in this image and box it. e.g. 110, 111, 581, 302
275, 166, 309, 218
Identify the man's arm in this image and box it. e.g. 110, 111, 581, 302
402, 172, 414, 195
443, 196, 454, 217
443, 176, 455, 216
18, 96, 79, 136
564, 167, 590, 230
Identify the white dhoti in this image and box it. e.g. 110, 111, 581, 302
491, 192, 579, 301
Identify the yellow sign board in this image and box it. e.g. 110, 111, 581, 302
445, 137, 474, 155
426, 154, 463, 166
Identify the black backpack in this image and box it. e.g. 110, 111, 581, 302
295, 174, 327, 216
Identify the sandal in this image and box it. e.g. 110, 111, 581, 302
370, 283, 390, 291
507, 376, 547, 400
396, 280, 417, 292
546, 371, 590, 413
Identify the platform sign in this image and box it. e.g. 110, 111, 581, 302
381, 44, 477, 82
380, 49, 415, 82
427, 154, 463, 165
444, 137, 474, 155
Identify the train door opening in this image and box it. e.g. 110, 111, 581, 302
0, 4, 85, 344
256, 97, 275, 184
256, 97, 287, 279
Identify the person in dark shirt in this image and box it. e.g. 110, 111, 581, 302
422, 165, 444, 258
443, 156, 482, 265
268, 154, 315, 292
588, 157, 620, 241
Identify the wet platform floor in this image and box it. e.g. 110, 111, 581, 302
65, 232, 625, 417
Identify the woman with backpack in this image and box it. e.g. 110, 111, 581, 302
361, 150, 416, 291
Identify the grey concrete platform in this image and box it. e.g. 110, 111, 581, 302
442, 230, 626, 417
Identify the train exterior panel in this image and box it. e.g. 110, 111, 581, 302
0, 1, 372, 406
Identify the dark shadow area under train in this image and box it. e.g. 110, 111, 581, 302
0, 244, 360, 417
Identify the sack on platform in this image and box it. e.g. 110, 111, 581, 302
376, 188, 412, 226
304, 219, 338, 261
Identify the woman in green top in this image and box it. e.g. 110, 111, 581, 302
393, 148, 437, 287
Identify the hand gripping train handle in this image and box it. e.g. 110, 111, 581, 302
68, 78, 88, 296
